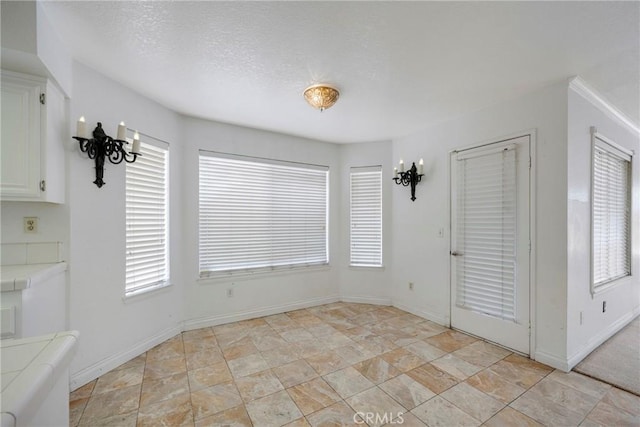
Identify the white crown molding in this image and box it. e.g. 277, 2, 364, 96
568, 76, 640, 136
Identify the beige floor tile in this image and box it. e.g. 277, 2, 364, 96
379, 374, 436, 410
147, 335, 185, 362
80, 383, 141, 422
585, 400, 640, 426
183, 336, 219, 354
346, 387, 407, 427
358, 336, 398, 356
430, 354, 483, 381
342, 326, 377, 341
510, 388, 585, 426
382, 412, 427, 427
79, 410, 138, 427
92, 365, 144, 395
216, 330, 251, 349
182, 326, 215, 340
222, 339, 260, 361
381, 330, 421, 347
484, 406, 543, 427
487, 358, 547, 389
404, 341, 447, 362
213, 321, 251, 336
601, 386, 640, 416
185, 347, 225, 371
252, 334, 290, 352
380, 348, 426, 372
306, 400, 363, 427
273, 359, 319, 388
264, 313, 297, 330
245, 389, 303, 426
188, 361, 234, 391
406, 363, 459, 394
306, 350, 351, 375
227, 353, 269, 378
441, 381, 505, 422
137, 392, 193, 427
462, 340, 511, 358
353, 356, 402, 384
144, 355, 187, 380
323, 366, 375, 399
112, 353, 147, 372
69, 397, 89, 427
306, 323, 338, 338
195, 404, 252, 427
333, 344, 375, 364
285, 417, 312, 427
235, 369, 284, 402
529, 376, 600, 417
323, 332, 355, 349
296, 338, 329, 358
452, 345, 506, 368
466, 368, 526, 404
261, 344, 301, 368
425, 330, 477, 352
503, 354, 553, 376
70, 380, 97, 401
140, 371, 190, 407
411, 395, 481, 427
191, 381, 243, 420
286, 377, 341, 415
546, 370, 611, 399
280, 327, 316, 342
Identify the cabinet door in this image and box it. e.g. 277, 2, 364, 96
1, 75, 42, 199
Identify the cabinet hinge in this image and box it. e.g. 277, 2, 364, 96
40, 180, 46, 192
40, 93, 46, 105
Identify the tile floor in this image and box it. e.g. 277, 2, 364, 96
70, 302, 640, 426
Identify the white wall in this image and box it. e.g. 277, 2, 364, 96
66, 62, 184, 388
390, 82, 570, 368
180, 117, 342, 330
566, 84, 640, 367
338, 141, 393, 305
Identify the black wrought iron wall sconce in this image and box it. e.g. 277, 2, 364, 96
393, 158, 424, 201
73, 117, 141, 188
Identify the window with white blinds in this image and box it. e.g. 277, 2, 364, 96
125, 139, 169, 296
455, 146, 517, 321
592, 135, 631, 292
350, 166, 382, 267
199, 152, 329, 276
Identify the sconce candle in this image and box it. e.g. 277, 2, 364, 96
117, 122, 126, 140
393, 160, 424, 201
132, 131, 141, 154
418, 158, 424, 175
76, 116, 87, 139
72, 120, 140, 188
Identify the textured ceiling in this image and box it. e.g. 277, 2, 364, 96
41, 1, 639, 143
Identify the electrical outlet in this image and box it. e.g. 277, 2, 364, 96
409, 282, 414, 290
23, 217, 38, 233
602, 301, 606, 313
227, 288, 234, 298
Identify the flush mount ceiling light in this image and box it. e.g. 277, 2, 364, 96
303, 84, 340, 112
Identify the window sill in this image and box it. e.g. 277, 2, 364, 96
591, 275, 633, 297
123, 281, 172, 303
198, 263, 331, 284
349, 264, 385, 271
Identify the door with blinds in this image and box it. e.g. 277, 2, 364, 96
450, 135, 530, 354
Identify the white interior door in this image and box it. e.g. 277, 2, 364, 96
450, 135, 530, 354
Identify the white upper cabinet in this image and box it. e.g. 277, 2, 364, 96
1, 71, 65, 203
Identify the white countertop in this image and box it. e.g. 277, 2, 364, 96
0, 262, 67, 292
1, 331, 78, 427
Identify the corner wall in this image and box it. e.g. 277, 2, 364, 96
566, 82, 640, 368
390, 82, 570, 368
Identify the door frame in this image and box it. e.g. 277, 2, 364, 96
447, 129, 537, 356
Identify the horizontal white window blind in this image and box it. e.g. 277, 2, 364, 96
350, 166, 382, 267
592, 136, 631, 290
125, 139, 169, 295
456, 147, 517, 321
199, 152, 329, 276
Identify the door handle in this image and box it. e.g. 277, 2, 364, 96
450, 251, 463, 256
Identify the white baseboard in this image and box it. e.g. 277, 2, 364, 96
566, 306, 640, 371
534, 349, 570, 372
70, 324, 182, 391
340, 295, 392, 306
392, 301, 449, 326
183, 295, 340, 331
